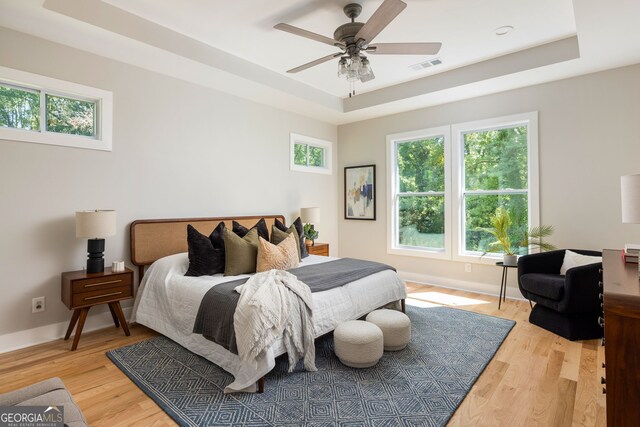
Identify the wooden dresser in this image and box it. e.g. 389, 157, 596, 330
602, 249, 640, 426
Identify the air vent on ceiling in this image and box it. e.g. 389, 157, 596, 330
409, 58, 442, 71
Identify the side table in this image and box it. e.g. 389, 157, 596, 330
496, 262, 518, 309
61, 267, 134, 350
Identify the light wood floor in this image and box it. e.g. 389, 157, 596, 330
0, 283, 606, 427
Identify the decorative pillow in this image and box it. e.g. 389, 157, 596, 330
271, 225, 301, 260
223, 227, 259, 276
257, 233, 300, 272
185, 223, 225, 276
274, 217, 308, 258
232, 218, 269, 241
560, 250, 602, 275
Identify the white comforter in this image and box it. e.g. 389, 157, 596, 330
132, 253, 406, 392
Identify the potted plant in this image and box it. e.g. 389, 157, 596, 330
303, 223, 319, 246
480, 207, 555, 266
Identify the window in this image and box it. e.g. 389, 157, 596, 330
387, 112, 538, 262
452, 112, 539, 260
0, 66, 112, 151
290, 133, 332, 174
387, 126, 451, 259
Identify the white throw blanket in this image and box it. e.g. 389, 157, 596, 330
233, 269, 317, 373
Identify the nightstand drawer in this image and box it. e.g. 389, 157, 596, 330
72, 284, 132, 308
307, 243, 329, 256
72, 272, 132, 294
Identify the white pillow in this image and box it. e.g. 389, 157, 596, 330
559, 250, 602, 275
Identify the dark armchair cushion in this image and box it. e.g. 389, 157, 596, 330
520, 273, 565, 301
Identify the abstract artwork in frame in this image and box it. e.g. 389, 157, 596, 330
344, 164, 376, 220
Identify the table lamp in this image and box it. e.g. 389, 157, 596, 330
76, 210, 116, 273
300, 207, 320, 245
621, 174, 640, 277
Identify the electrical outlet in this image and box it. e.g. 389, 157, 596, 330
465, 263, 472, 273
32, 296, 45, 313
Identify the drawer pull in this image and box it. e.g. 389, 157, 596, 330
598, 316, 604, 327
84, 291, 122, 301
601, 376, 606, 384
84, 279, 122, 288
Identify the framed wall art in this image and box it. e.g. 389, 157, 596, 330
344, 164, 376, 220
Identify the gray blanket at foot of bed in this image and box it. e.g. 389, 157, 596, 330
192, 258, 395, 354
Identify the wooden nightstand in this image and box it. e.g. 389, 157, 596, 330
61, 267, 133, 350
307, 242, 329, 256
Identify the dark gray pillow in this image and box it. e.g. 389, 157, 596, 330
223, 227, 259, 276
271, 225, 301, 260
275, 217, 308, 258
185, 222, 225, 276
232, 218, 269, 241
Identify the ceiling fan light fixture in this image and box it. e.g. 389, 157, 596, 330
337, 54, 373, 82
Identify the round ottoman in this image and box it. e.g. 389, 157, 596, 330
334, 320, 383, 368
365, 309, 411, 351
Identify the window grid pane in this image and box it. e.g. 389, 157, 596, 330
308, 145, 325, 167
293, 143, 307, 166
45, 94, 96, 137
397, 136, 445, 193
0, 84, 40, 131
464, 193, 529, 253
398, 195, 445, 250
463, 125, 528, 191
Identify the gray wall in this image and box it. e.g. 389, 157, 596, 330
338, 64, 640, 296
0, 28, 338, 337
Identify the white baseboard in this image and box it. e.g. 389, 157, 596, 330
0, 306, 132, 354
398, 270, 526, 301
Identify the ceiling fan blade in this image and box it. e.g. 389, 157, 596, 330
360, 71, 375, 83
367, 42, 442, 55
287, 52, 343, 73
274, 23, 344, 48
355, 0, 407, 45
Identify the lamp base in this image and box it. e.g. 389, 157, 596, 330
86, 238, 105, 273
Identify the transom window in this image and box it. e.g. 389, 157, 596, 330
290, 133, 332, 175
0, 66, 112, 151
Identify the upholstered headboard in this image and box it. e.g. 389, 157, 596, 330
130, 215, 285, 281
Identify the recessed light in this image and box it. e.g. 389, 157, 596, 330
495, 25, 514, 36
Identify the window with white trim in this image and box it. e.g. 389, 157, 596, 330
387, 112, 539, 262
0, 66, 112, 151
387, 126, 451, 258
290, 133, 332, 175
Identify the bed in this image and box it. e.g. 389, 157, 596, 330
130, 215, 407, 393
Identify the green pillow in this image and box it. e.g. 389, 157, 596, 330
271, 225, 301, 260
223, 227, 259, 276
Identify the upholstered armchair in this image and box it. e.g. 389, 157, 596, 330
517, 249, 603, 341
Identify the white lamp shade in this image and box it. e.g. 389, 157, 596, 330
621, 174, 640, 224
300, 207, 320, 224
76, 210, 117, 238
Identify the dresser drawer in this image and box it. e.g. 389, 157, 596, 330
72, 273, 132, 294
71, 284, 132, 308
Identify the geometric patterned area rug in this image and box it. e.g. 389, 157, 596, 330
107, 306, 515, 427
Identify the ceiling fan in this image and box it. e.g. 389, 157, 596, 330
274, 0, 442, 96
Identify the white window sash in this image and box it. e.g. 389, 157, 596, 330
0, 66, 112, 151
386, 126, 451, 259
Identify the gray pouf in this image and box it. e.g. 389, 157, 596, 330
334, 320, 383, 368
366, 309, 411, 351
